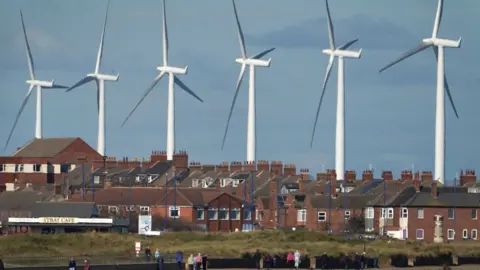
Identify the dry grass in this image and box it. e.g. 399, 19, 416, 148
1, 231, 479, 258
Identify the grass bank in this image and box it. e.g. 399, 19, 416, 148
1, 231, 479, 259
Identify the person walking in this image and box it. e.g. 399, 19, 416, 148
155, 249, 161, 261
201, 253, 208, 270
176, 250, 184, 270
83, 259, 90, 270
294, 250, 301, 269
187, 254, 194, 270
68, 257, 76, 270
145, 246, 152, 262
0, 257, 4, 270
254, 249, 261, 270
263, 253, 273, 270
195, 253, 202, 270
286, 252, 294, 269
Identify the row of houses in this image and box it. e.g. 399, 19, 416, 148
1, 138, 480, 242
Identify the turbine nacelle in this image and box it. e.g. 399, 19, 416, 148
156, 65, 188, 75
322, 49, 362, 59
422, 37, 462, 48
87, 73, 120, 81
235, 57, 271, 67
25, 79, 53, 88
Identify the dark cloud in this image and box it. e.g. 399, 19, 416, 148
248, 15, 417, 51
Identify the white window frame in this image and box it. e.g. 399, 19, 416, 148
231, 208, 240, 220
208, 208, 218, 220
0, 164, 5, 172
139, 206, 150, 215
318, 211, 327, 222
447, 229, 455, 240
196, 208, 204, 220
344, 210, 351, 219
218, 208, 229, 220
387, 208, 394, 219
243, 208, 252, 220
169, 206, 180, 218
401, 207, 408, 218
365, 227, 374, 232
297, 209, 307, 222
15, 164, 24, 172
448, 208, 455, 219
33, 164, 41, 172
365, 207, 374, 219
472, 209, 477, 220
416, 229, 424, 240
417, 208, 424, 219
471, 229, 477, 240
463, 229, 468, 239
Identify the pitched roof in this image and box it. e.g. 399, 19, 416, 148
404, 186, 480, 208
12, 138, 78, 158
0, 190, 53, 211
68, 187, 167, 206
309, 194, 377, 209
34, 202, 98, 218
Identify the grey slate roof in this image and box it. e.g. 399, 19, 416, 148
404, 187, 480, 208
0, 190, 52, 210
32, 202, 98, 218
12, 138, 77, 158
309, 194, 377, 209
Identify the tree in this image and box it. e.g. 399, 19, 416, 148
344, 214, 365, 234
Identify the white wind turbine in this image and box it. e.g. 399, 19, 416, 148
310, 0, 362, 181
379, 0, 461, 184
121, 0, 203, 161
221, 0, 275, 163
65, 0, 119, 157
4, 11, 69, 152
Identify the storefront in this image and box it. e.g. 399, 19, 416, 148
8, 216, 129, 234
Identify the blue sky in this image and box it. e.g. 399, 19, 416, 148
1, 0, 479, 180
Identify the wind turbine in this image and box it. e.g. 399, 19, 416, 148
4, 11, 68, 152
379, 0, 461, 184
121, 0, 203, 161
221, 0, 275, 163
310, 0, 362, 181
65, 0, 119, 157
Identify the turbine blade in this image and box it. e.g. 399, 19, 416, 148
310, 55, 334, 148
379, 42, 432, 73
325, 0, 336, 50
232, 0, 247, 58
121, 72, 166, 127
433, 47, 459, 119
174, 76, 203, 102
162, 0, 168, 66
65, 76, 95, 92
20, 11, 35, 80
338, 39, 359, 50
47, 84, 69, 89
95, 0, 110, 74
4, 85, 35, 152
432, 0, 443, 38
96, 80, 100, 113
221, 64, 246, 150
251, 48, 275, 60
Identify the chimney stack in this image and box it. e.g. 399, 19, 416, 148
431, 181, 438, 198
401, 170, 413, 182
230, 161, 242, 172
284, 164, 296, 176
460, 170, 476, 186
300, 168, 310, 180
243, 161, 256, 172
257, 160, 270, 172
216, 161, 229, 172
362, 170, 373, 181
382, 171, 393, 181
421, 171, 433, 182
270, 161, 283, 175
345, 170, 356, 182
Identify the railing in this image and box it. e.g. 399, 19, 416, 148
2, 254, 176, 267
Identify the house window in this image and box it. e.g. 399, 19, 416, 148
472, 229, 477, 240
196, 208, 204, 220
365, 207, 374, 219
169, 206, 180, 218
231, 208, 240, 220
0, 164, 4, 172
139, 206, 150, 215
472, 209, 477, 220
318, 211, 327, 222
297, 209, 307, 222
448, 208, 455, 219
33, 164, 41, 172
462, 229, 468, 239
416, 229, 424, 240
447, 229, 455, 240
60, 164, 71, 173
15, 164, 24, 172
401, 208, 408, 218
387, 208, 394, 218
243, 208, 252, 220
417, 208, 424, 219
344, 210, 351, 219
219, 208, 229, 220
208, 208, 218, 220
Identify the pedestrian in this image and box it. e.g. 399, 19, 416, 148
372, 250, 379, 268
254, 249, 261, 270
286, 251, 294, 269
320, 252, 328, 270
202, 253, 208, 270
84, 259, 90, 270
187, 254, 194, 270
195, 253, 202, 270
176, 250, 184, 270
263, 253, 273, 270
155, 248, 161, 262
360, 252, 366, 270
145, 246, 152, 262
68, 257, 76, 270
354, 253, 361, 270
0, 257, 4, 270
294, 250, 301, 269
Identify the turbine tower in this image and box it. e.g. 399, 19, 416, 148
379, 0, 461, 184
310, 0, 362, 181
221, 0, 275, 163
121, 0, 203, 161
65, 0, 119, 157
4, 11, 68, 152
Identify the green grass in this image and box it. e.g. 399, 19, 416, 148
1, 231, 479, 261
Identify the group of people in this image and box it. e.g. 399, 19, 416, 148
254, 249, 303, 270
67, 257, 90, 270
144, 247, 208, 270
319, 252, 380, 270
